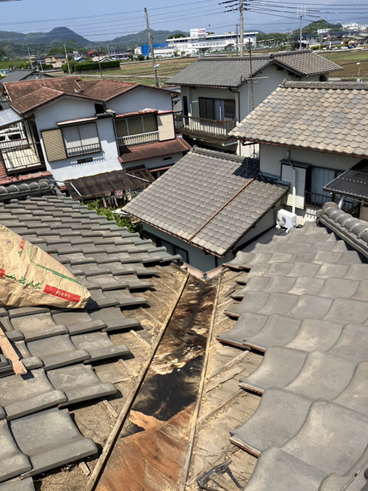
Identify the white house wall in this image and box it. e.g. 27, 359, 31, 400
35, 99, 120, 183
108, 87, 173, 114
260, 144, 359, 178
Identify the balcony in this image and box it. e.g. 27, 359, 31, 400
174, 113, 238, 144
117, 131, 159, 147
305, 191, 360, 216
0, 139, 45, 175
65, 142, 101, 158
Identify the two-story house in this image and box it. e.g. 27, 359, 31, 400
0, 77, 190, 201
230, 80, 368, 222
167, 51, 342, 157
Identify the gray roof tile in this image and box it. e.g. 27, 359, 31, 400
124, 147, 287, 256
231, 81, 368, 158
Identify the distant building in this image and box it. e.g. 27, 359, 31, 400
317, 28, 331, 35
166, 28, 257, 56
140, 43, 170, 57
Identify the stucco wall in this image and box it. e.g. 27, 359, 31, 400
260, 144, 359, 177
35, 99, 120, 182
108, 86, 173, 114
125, 151, 185, 171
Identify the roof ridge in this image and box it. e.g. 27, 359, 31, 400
198, 55, 269, 62
271, 49, 312, 58
282, 80, 368, 90
192, 146, 245, 162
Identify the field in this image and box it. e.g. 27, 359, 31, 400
0, 58, 28, 70
2, 48, 367, 85
321, 49, 368, 79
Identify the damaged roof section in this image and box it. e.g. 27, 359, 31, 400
65, 167, 154, 200
324, 159, 368, 204
0, 194, 181, 488
124, 146, 287, 257
211, 211, 368, 490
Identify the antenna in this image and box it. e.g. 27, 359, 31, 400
297, 5, 306, 50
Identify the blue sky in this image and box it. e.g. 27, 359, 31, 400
0, 0, 366, 41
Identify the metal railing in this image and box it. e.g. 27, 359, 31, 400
305, 191, 359, 214
174, 112, 237, 141
117, 131, 159, 147
0, 141, 45, 174
65, 142, 101, 158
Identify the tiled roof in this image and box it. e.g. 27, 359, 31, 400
167, 56, 271, 87
0, 194, 180, 486
65, 167, 154, 199
167, 51, 342, 87
124, 146, 287, 257
271, 51, 343, 76
230, 81, 368, 158
0, 70, 37, 86
324, 160, 368, 202
119, 137, 192, 164
217, 210, 368, 490
4, 78, 139, 115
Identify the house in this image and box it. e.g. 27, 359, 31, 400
124, 146, 287, 272
0, 77, 191, 201
44, 54, 67, 68
108, 50, 131, 61
0, 69, 53, 89
167, 51, 343, 156
229, 80, 368, 222
292, 33, 320, 49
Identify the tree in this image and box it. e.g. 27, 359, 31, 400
168, 34, 186, 39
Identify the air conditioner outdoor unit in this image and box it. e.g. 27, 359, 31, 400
276, 209, 297, 231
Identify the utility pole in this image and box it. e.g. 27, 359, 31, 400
235, 23, 239, 55
297, 6, 306, 50
97, 46, 103, 79
145, 7, 158, 87
248, 39, 254, 111
64, 44, 71, 75
27, 48, 33, 69
239, 0, 244, 56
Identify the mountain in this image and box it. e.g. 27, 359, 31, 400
0, 27, 91, 47
107, 29, 188, 48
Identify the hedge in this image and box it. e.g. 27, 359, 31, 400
61, 60, 120, 73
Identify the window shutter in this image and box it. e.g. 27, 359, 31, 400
127, 117, 143, 135
41, 129, 67, 162
142, 115, 157, 133
116, 119, 128, 137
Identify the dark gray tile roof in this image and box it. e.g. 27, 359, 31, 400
271, 51, 343, 77
0, 70, 35, 86
217, 214, 368, 490
124, 147, 288, 257
230, 81, 368, 158
0, 194, 180, 486
167, 56, 271, 88
167, 51, 342, 87
324, 160, 368, 202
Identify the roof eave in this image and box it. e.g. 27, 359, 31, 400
234, 138, 368, 160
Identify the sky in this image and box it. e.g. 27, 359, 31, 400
0, 0, 366, 41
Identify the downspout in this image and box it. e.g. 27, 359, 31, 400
286, 150, 296, 215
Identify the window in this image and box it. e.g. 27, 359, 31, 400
198, 97, 236, 121
115, 114, 158, 138
62, 123, 100, 158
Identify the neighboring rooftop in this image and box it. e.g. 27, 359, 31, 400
167, 51, 343, 87
118, 137, 192, 164
324, 159, 368, 203
3, 77, 170, 115
230, 80, 368, 158
124, 146, 287, 257
64, 167, 154, 200
0, 69, 52, 88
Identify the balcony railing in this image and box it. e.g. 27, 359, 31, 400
65, 142, 101, 158
305, 191, 360, 216
174, 112, 237, 143
117, 131, 159, 147
0, 140, 45, 174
